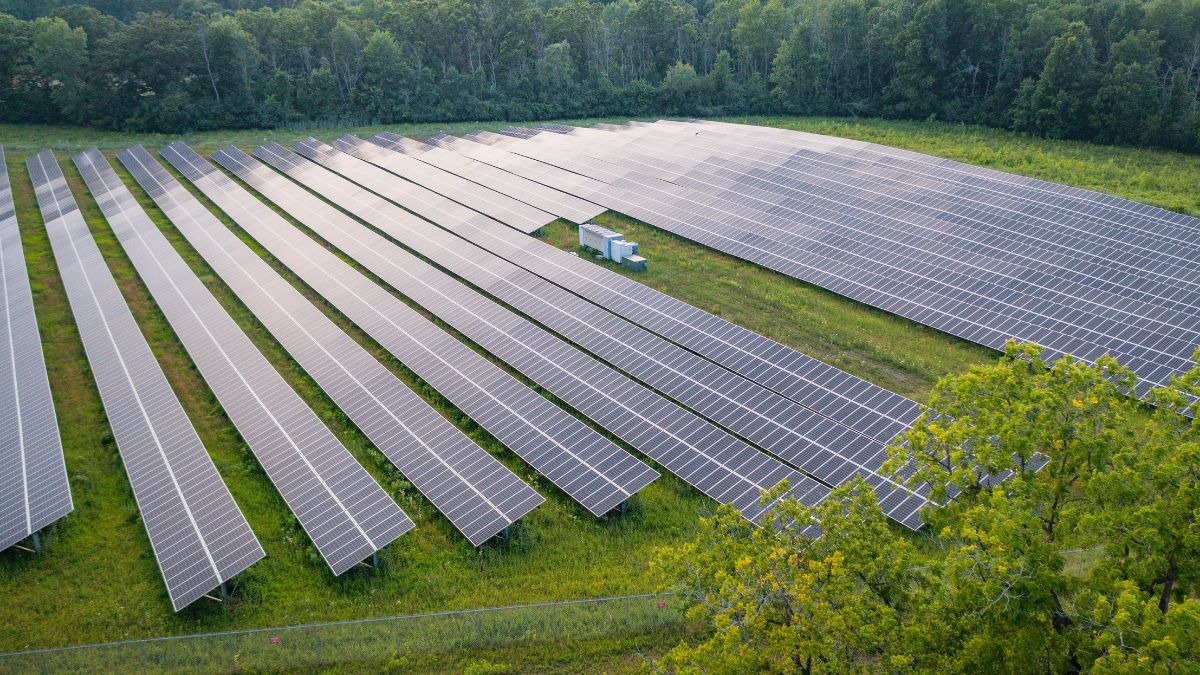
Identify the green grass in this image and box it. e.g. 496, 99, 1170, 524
0, 115, 1195, 665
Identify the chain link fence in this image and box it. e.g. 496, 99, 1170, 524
0, 593, 684, 673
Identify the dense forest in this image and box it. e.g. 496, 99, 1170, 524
1, 0, 1198, 150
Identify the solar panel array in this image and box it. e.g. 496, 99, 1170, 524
363, 133, 605, 224
287, 139, 930, 529
471, 121, 1200, 397
11, 117, 1134, 573
26, 150, 263, 611
120, 146, 544, 546
242, 142, 832, 527
0, 148, 71, 552
165, 143, 657, 518
72, 149, 413, 575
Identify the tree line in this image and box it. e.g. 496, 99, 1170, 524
2, 0, 1198, 152
657, 342, 1200, 672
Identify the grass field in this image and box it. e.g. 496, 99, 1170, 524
0, 116, 1196, 664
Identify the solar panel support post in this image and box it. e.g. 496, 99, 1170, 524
220, 582, 230, 603
502, 525, 512, 545
354, 550, 381, 569
31, 532, 41, 553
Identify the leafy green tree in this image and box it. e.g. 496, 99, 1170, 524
625, 0, 696, 80
1091, 29, 1163, 144
768, 37, 796, 109
654, 480, 919, 673
356, 29, 411, 120
29, 16, 89, 123
0, 0, 1198, 149
1014, 21, 1099, 138
0, 12, 31, 120
330, 19, 364, 101
1154, 67, 1198, 150
537, 41, 577, 94
201, 15, 260, 108
50, 5, 121, 46
883, 0, 952, 119
709, 48, 734, 104
662, 342, 1200, 672
731, 0, 787, 76
660, 60, 700, 112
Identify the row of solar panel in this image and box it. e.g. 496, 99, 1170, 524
469, 121, 1200, 398
273, 137, 930, 527
242, 135, 955, 520
0, 149, 72, 555
6, 138, 857, 610
8, 149, 623, 610
348, 129, 940, 486
12, 123, 1022, 611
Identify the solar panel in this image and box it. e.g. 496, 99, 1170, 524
295, 136, 554, 234
164, 143, 657, 519
288, 140, 930, 529
247, 142, 832, 527
0, 147, 71, 552
72, 149, 413, 574
25, 150, 263, 611
119, 146, 543, 546
361, 133, 605, 224
474, 122, 1200, 398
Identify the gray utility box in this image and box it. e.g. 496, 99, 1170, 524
621, 255, 647, 273
579, 223, 645, 271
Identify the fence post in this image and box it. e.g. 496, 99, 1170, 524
314, 626, 321, 664
394, 619, 401, 657
138, 641, 146, 675
474, 612, 482, 647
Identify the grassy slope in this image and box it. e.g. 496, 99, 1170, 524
0, 116, 1196, 657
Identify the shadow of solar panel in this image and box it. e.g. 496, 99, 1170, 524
72, 149, 411, 575
119, 145, 543, 547
0, 147, 71, 552
26, 150, 263, 611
